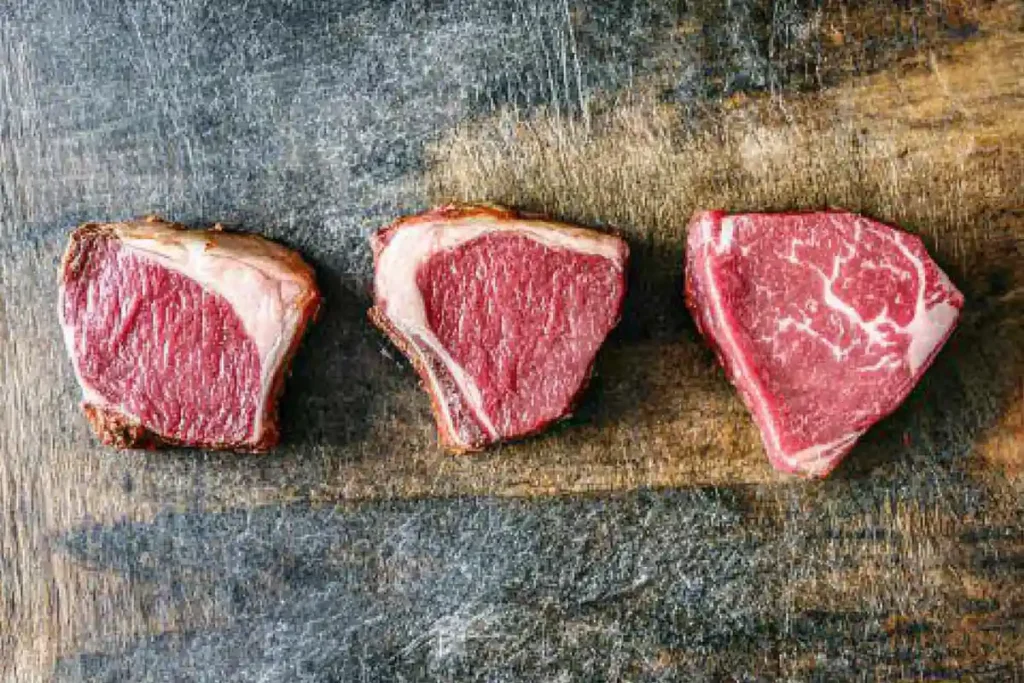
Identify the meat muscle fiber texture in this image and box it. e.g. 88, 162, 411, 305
370, 205, 629, 452
685, 210, 964, 477
59, 217, 321, 451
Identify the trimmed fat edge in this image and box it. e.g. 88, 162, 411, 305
375, 216, 625, 445
60, 225, 313, 443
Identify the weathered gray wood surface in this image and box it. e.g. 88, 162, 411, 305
1, 1, 1022, 680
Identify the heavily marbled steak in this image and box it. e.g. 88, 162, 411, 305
685, 210, 964, 477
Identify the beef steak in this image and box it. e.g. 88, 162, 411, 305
370, 205, 628, 452
685, 210, 964, 477
59, 217, 321, 451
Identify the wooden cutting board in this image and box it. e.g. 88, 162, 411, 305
1, 1, 1021, 680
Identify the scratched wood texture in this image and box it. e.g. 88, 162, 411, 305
1, 1, 1022, 681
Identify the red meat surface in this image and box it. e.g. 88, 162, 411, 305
370, 205, 628, 451
685, 210, 964, 477
59, 218, 320, 451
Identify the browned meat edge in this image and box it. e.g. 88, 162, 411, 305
61, 217, 322, 453
368, 203, 628, 454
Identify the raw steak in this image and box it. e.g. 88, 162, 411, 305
59, 217, 321, 451
685, 210, 964, 477
370, 205, 628, 452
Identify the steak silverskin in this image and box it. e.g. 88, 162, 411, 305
59, 217, 321, 451
370, 205, 629, 452
685, 210, 964, 477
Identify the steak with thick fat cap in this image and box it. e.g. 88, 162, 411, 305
370, 205, 628, 452
59, 217, 321, 451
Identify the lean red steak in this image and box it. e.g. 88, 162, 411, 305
59, 217, 321, 451
370, 205, 628, 452
685, 210, 964, 477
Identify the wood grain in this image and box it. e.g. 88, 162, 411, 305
1, 1, 1022, 680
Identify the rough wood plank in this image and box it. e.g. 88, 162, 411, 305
1, 1, 1021, 680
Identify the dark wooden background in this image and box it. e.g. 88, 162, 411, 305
1, 1, 1021, 680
